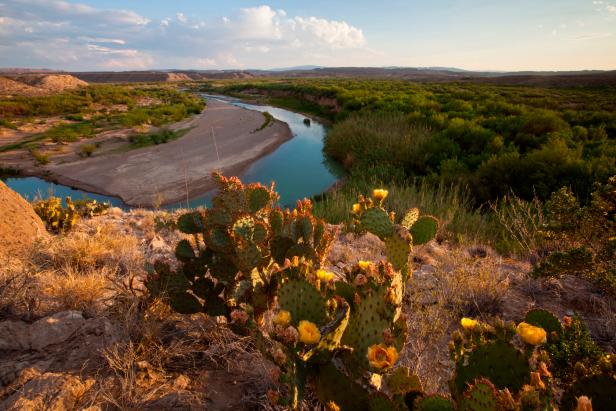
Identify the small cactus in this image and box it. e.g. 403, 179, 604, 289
33, 196, 78, 233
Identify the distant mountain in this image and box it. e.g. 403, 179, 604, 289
268, 65, 323, 72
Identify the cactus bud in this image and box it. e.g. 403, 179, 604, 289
575, 396, 592, 411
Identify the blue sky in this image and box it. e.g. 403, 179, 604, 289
1, 0, 615, 71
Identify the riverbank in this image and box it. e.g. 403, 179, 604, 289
30, 99, 292, 206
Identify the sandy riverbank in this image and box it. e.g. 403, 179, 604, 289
44, 99, 292, 206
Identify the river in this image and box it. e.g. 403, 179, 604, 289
2, 95, 342, 209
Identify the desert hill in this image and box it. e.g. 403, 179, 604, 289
0, 74, 87, 96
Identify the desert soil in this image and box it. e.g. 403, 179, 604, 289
45, 99, 292, 206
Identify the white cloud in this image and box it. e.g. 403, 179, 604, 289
573, 32, 613, 41
593, 0, 616, 13
176, 13, 187, 23
0, 1, 372, 70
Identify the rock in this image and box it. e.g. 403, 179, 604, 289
0, 181, 48, 257
0, 311, 86, 351
0, 369, 94, 411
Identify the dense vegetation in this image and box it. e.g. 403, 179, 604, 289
205, 79, 616, 204
0, 84, 205, 151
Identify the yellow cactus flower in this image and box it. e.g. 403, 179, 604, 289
460, 317, 479, 330
352, 203, 361, 214
516, 322, 547, 345
273, 310, 291, 327
316, 269, 335, 282
373, 189, 389, 202
298, 320, 321, 344
327, 402, 341, 411
367, 344, 399, 369
358, 260, 372, 271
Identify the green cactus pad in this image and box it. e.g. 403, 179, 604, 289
233, 242, 263, 272
175, 239, 196, 261
269, 209, 284, 234
302, 303, 350, 363
246, 185, 273, 213
360, 208, 395, 240
208, 253, 238, 284
400, 208, 419, 230
458, 378, 501, 411
413, 395, 455, 411
315, 362, 369, 411
385, 229, 412, 275
232, 215, 256, 241
453, 340, 530, 395
205, 227, 232, 252
561, 373, 616, 411
270, 236, 295, 264
386, 367, 422, 395
524, 308, 563, 337
341, 286, 397, 374
409, 216, 438, 245
368, 392, 398, 411
168, 292, 203, 314
278, 278, 327, 326
204, 207, 233, 227
285, 243, 318, 262
177, 211, 204, 234
314, 221, 326, 246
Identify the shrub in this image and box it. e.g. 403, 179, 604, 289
531, 177, 616, 294
79, 143, 96, 157
30, 149, 50, 165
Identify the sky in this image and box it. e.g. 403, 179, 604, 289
0, 0, 615, 71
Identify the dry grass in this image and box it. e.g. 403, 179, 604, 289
402, 247, 517, 393
38, 265, 109, 313
35, 221, 143, 274
0, 258, 39, 319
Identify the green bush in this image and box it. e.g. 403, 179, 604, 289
79, 143, 96, 157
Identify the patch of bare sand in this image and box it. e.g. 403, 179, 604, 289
46, 99, 293, 206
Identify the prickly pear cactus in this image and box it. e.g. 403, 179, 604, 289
408, 216, 439, 246
277, 263, 328, 326
561, 355, 616, 411
146, 173, 335, 321
353, 190, 438, 279
340, 261, 404, 375
413, 395, 455, 411
450, 320, 530, 396
33, 196, 78, 233
524, 308, 562, 339
458, 378, 501, 411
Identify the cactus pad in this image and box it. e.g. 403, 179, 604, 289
303, 304, 350, 363
360, 208, 395, 240
413, 395, 455, 411
341, 286, 397, 374
458, 378, 501, 411
453, 340, 530, 395
409, 216, 438, 245
177, 211, 205, 234
278, 278, 327, 326
524, 308, 562, 337
386, 367, 422, 395
316, 362, 369, 411
400, 208, 419, 230
368, 392, 398, 411
385, 228, 412, 276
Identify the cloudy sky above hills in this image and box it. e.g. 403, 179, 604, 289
1, 0, 615, 71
